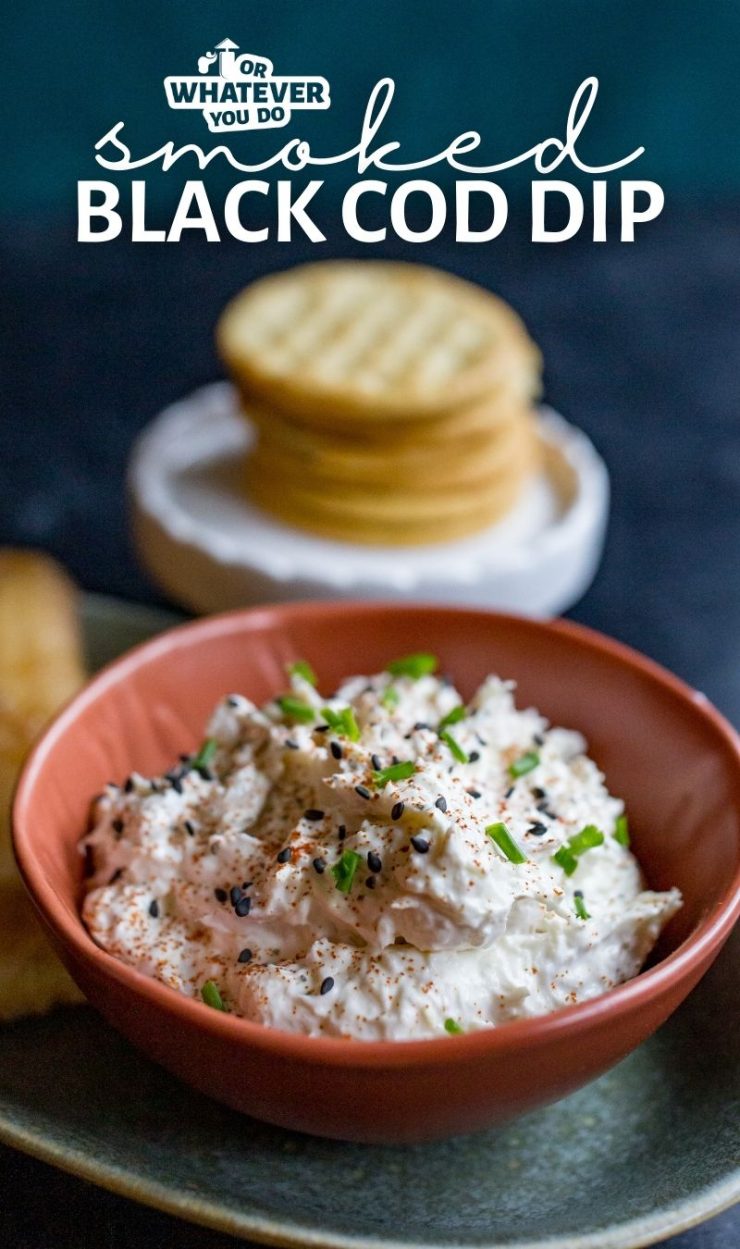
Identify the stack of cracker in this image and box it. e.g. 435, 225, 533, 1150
217, 261, 543, 545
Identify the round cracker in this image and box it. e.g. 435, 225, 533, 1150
252, 440, 533, 523
245, 428, 537, 544
218, 261, 541, 426
241, 381, 534, 452
251, 413, 536, 493
247, 463, 532, 546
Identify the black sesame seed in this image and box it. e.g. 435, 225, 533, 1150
338, 824, 347, 841
285, 739, 300, 750
371, 754, 382, 771
504, 785, 515, 798
391, 801, 405, 821
242, 881, 253, 890
229, 885, 243, 907
367, 851, 382, 873
169, 776, 184, 794
467, 789, 482, 799
320, 976, 334, 996
304, 808, 325, 821
237, 947, 253, 963
179, 753, 191, 763
112, 818, 124, 837
124, 777, 135, 794
413, 721, 430, 732
476, 735, 488, 747
574, 889, 584, 897
410, 836, 430, 854
226, 695, 240, 707
313, 857, 327, 874
528, 822, 548, 837
435, 796, 448, 813
235, 895, 252, 917
276, 847, 292, 864
109, 868, 123, 885
469, 751, 480, 763
197, 766, 215, 781
532, 787, 547, 800
214, 888, 228, 903
355, 785, 372, 800
365, 875, 377, 889
148, 899, 159, 918
314, 724, 330, 733
184, 820, 196, 837
533, 734, 545, 746
330, 741, 343, 760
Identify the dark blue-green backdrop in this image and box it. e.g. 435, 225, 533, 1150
4, 0, 740, 220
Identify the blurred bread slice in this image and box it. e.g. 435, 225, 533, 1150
0, 884, 82, 1019
0, 550, 86, 1019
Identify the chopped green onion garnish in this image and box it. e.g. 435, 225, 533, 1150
439, 705, 466, 730
440, 730, 468, 764
444, 1018, 464, 1035
614, 814, 630, 847
553, 846, 579, 875
322, 706, 341, 729
380, 684, 400, 709
277, 695, 316, 724
508, 751, 540, 779
573, 891, 590, 920
287, 659, 317, 687
191, 738, 217, 771
486, 821, 528, 864
373, 760, 415, 787
569, 825, 605, 854
331, 850, 363, 893
553, 825, 605, 876
322, 705, 360, 742
201, 980, 226, 1011
387, 652, 438, 679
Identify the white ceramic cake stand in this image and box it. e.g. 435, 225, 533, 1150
130, 383, 609, 617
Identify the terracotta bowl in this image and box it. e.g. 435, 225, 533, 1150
13, 603, 740, 1144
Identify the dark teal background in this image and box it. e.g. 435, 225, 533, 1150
4, 0, 740, 219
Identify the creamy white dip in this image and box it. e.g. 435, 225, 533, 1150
82, 659, 681, 1040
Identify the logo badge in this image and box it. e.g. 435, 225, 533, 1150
164, 38, 331, 133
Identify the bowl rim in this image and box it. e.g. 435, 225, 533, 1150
13, 600, 740, 1068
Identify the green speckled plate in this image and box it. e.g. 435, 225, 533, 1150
1, 596, 738, 1249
